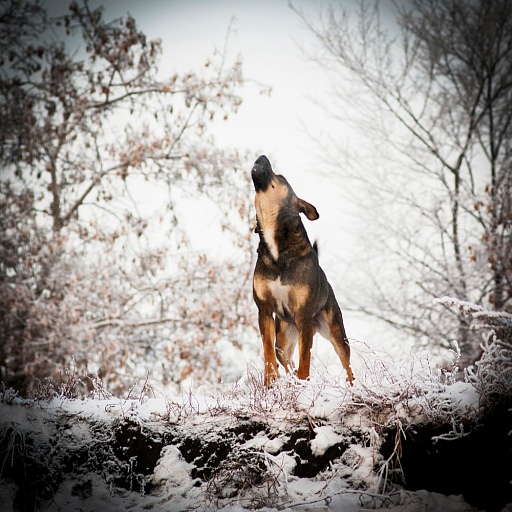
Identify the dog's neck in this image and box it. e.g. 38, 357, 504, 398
256, 214, 280, 261
256, 212, 312, 263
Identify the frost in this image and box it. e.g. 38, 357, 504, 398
434, 297, 486, 316
434, 296, 512, 331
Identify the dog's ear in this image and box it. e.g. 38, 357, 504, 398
298, 198, 319, 221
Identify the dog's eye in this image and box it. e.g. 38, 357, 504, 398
271, 185, 275, 189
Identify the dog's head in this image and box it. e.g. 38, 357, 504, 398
251, 155, 319, 223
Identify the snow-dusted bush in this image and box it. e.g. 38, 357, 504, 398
435, 297, 512, 411
205, 450, 286, 510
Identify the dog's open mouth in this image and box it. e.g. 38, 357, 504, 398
251, 155, 274, 192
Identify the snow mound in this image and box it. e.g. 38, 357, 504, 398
311, 425, 344, 457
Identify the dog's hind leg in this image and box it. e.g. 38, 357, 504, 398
317, 302, 355, 385
258, 310, 280, 387
275, 318, 298, 373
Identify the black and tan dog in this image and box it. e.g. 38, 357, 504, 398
251, 155, 354, 387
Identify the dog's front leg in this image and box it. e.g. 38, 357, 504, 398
258, 310, 279, 387
296, 320, 314, 381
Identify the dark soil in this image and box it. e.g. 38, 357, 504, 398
380, 403, 512, 512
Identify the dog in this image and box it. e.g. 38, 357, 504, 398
251, 155, 354, 387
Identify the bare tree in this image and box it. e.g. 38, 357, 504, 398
294, 0, 512, 366
0, 0, 257, 395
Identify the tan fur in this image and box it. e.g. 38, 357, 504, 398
254, 175, 289, 261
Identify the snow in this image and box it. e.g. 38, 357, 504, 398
414, 491, 476, 512
152, 445, 195, 492
266, 451, 297, 476
243, 431, 285, 454
310, 425, 344, 457
0, 358, 509, 512
439, 381, 480, 415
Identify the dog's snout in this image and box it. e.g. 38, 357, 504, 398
251, 155, 273, 191
254, 155, 271, 169
251, 167, 269, 191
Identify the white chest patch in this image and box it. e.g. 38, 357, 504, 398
268, 277, 291, 316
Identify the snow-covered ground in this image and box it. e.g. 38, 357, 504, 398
2, 353, 504, 512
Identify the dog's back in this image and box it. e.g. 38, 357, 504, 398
251, 155, 354, 386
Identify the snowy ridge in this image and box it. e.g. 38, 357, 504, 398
2, 351, 505, 512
